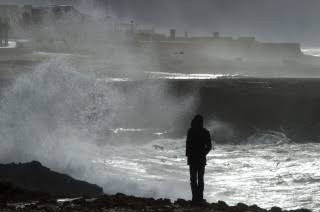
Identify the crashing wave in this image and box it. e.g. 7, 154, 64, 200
244, 130, 292, 145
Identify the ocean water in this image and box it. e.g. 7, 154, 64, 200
0, 56, 319, 211
92, 138, 320, 210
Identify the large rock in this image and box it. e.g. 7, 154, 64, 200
0, 161, 103, 196
0, 181, 52, 202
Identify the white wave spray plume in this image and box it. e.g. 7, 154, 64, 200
0, 57, 196, 197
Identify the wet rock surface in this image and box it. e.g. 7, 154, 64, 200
0, 162, 313, 212
0, 183, 313, 212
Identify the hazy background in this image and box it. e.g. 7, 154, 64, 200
105, 0, 320, 46
2, 0, 319, 46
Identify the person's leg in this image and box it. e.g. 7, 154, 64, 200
197, 165, 205, 201
189, 165, 198, 202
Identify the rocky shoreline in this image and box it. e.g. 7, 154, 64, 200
0, 160, 313, 212
0, 184, 312, 212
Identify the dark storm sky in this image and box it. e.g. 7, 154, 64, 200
106, 0, 320, 45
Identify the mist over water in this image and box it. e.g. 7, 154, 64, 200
1, 1, 320, 211
0, 57, 196, 196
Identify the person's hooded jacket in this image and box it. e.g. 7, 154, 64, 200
186, 115, 212, 166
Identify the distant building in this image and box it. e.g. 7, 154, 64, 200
170, 29, 176, 40
0, 4, 88, 27
133, 27, 302, 60
0, 17, 10, 47
213, 32, 220, 38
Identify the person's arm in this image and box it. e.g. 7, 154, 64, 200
205, 130, 212, 155
186, 130, 191, 157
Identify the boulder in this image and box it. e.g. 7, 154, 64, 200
270, 206, 282, 212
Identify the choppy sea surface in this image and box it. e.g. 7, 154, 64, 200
1, 50, 320, 211
87, 135, 320, 211
97, 48, 320, 211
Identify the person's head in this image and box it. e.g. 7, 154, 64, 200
191, 114, 203, 129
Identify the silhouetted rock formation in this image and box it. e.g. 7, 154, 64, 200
0, 161, 103, 196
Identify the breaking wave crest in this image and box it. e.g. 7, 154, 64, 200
245, 131, 293, 145
0, 57, 195, 197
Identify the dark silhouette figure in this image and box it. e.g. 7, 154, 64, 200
186, 115, 212, 203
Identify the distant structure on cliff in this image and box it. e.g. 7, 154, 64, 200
0, 18, 9, 47
119, 21, 302, 61
0, 4, 306, 69
20, 4, 88, 25
108, 21, 305, 73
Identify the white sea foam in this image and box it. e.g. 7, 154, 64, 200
302, 48, 320, 57
88, 138, 320, 210
147, 71, 237, 80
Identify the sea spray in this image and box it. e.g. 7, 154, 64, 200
0, 57, 195, 198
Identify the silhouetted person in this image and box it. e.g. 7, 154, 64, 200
186, 115, 212, 203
